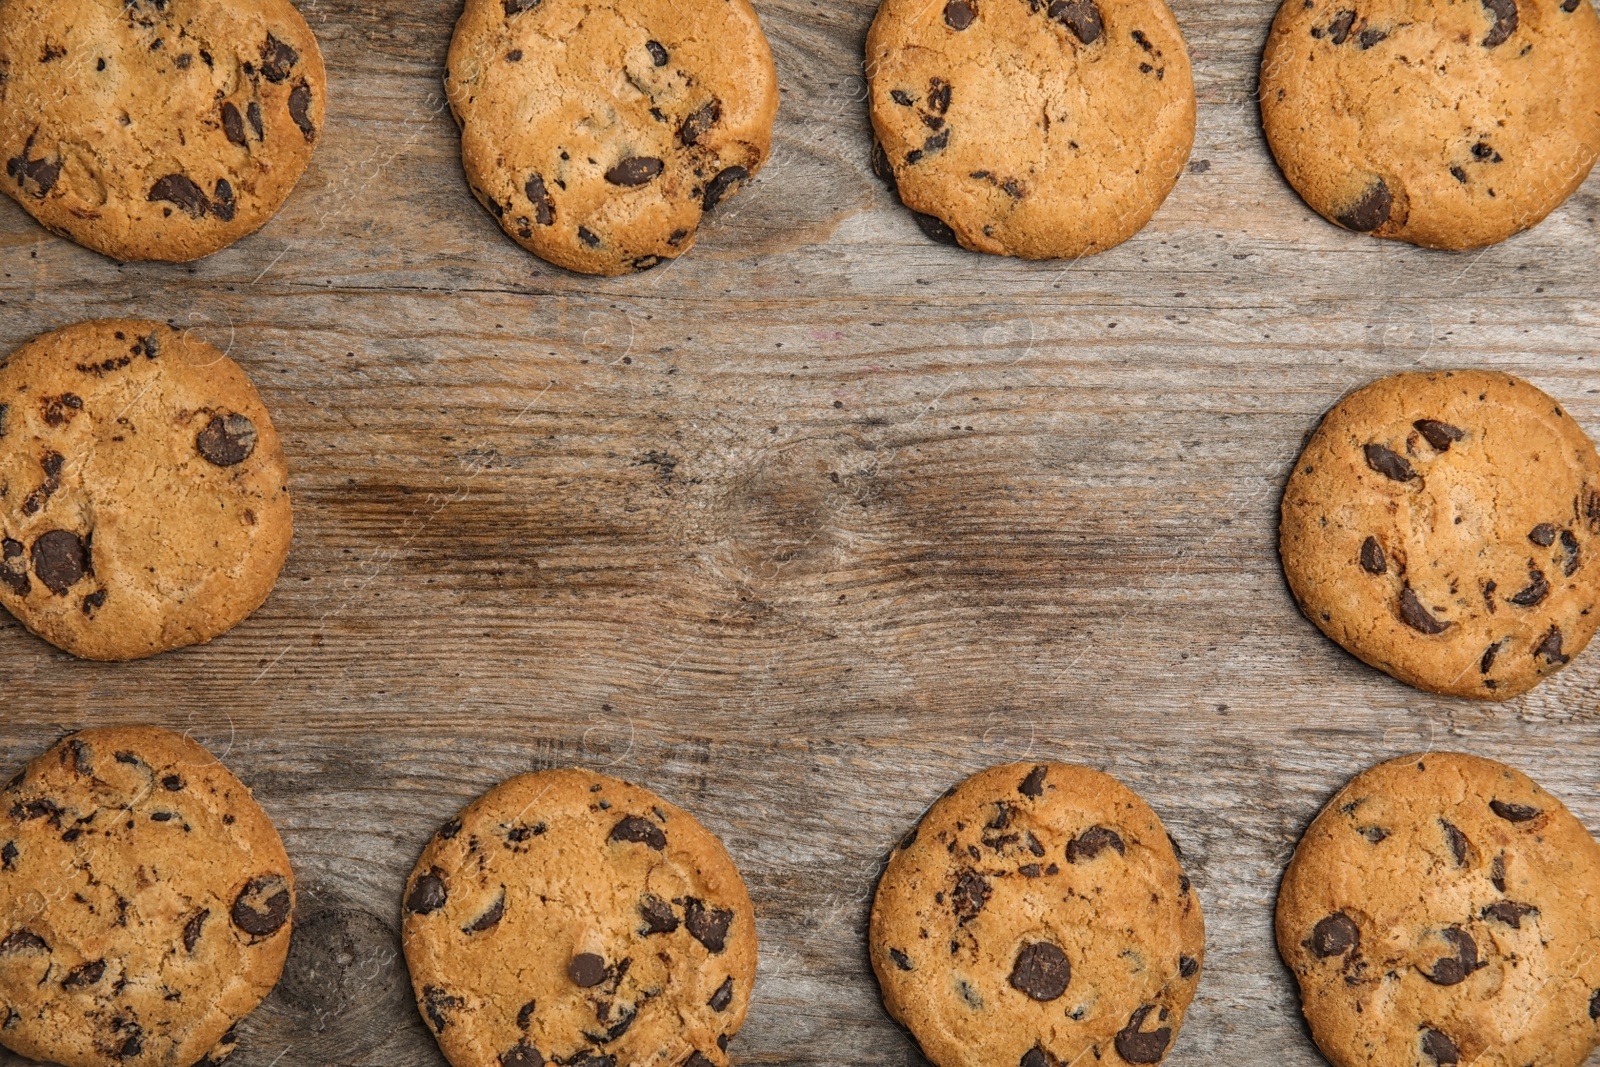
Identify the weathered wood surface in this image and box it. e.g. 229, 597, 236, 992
2, 0, 1600, 1063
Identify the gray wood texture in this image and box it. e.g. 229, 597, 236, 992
3, 0, 1600, 1063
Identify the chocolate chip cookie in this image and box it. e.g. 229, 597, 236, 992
0, 726, 295, 1067
401, 768, 758, 1067
444, 0, 779, 276
1278, 752, 1600, 1067
866, 0, 1196, 259
1260, 0, 1600, 249
0, 319, 293, 661
870, 763, 1204, 1067
1281, 370, 1600, 698
0, 0, 326, 261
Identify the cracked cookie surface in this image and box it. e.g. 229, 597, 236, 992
0, 319, 293, 661
444, 0, 779, 276
1260, 0, 1600, 249
869, 763, 1204, 1067
401, 768, 758, 1067
1280, 370, 1600, 699
0, 726, 294, 1067
866, 0, 1195, 259
0, 0, 325, 261
1277, 752, 1600, 1067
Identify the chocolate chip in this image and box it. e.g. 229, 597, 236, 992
952, 869, 990, 919
148, 174, 210, 217
1530, 523, 1558, 546
247, 101, 264, 139
1422, 1028, 1459, 1065
1309, 913, 1359, 958
1327, 9, 1356, 42
0, 403, 7, 437
1357, 27, 1387, 46
1482, 901, 1538, 928
1481, 0, 1517, 45
1019, 766, 1048, 797
232, 875, 290, 936
502, 0, 542, 12
578, 226, 601, 247
63, 959, 105, 988
0, 842, 15, 870
1490, 853, 1507, 891
32, 531, 87, 595
684, 1056, 712, 1067
0, 539, 29, 597
407, 868, 448, 914
525, 173, 555, 226
1508, 567, 1548, 607
439, 818, 462, 840
1451, 165, 1468, 183
500, 1043, 543, 1067
1363, 442, 1415, 481
685, 897, 733, 952
423, 986, 462, 1032
183, 909, 208, 952
1440, 820, 1470, 865
1179, 955, 1199, 978
890, 89, 915, 106
678, 99, 721, 146
1020, 1049, 1052, 1067
1067, 826, 1125, 862
1490, 799, 1540, 822
1009, 941, 1071, 1001
211, 178, 235, 222
609, 815, 665, 850
945, 0, 977, 28
605, 157, 664, 187
1359, 825, 1388, 843
638, 894, 678, 934
259, 34, 298, 81
1414, 419, 1465, 450
709, 976, 734, 1009
646, 40, 668, 65
1478, 641, 1502, 675
1560, 530, 1580, 576
0, 930, 48, 953
889, 948, 913, 971
289, 81, 316, 140
568, 952, 607, 987
196, 413, 258, 466
463, 890, 505, 933
703, 166, 748, 211
517, 999, 537, 1029
1359, 536, 1386, 574
1533, 625, 1568, 665
1424, 926, 1480, 985
1048, 0, 1104, 43
1399, 586, 1450, 634
1590, 989, 1600, 1019
5, 134, 60, 198
1114, 1005, 1172, 1064
927, 78, 952, 114
221, 102, 247, 146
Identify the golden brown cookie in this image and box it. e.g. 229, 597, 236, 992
444, 0, 779, 276
0, 319, 293, 661
0, 0, 326, 262
401, 768, 758, 1067
0, 726, 295, 1067
1260, 0, 1600, 249
1281, 370, 1600, 699
870, 763, 1204, 1067
866, 0, 1195, 258
1277, 752, 1600, 1067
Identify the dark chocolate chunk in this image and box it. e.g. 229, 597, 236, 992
568, 952, 607, 988
685, 897, 733, 953
678, 99, 721, 146
0, 841, 15, 870
1179, 955, 1199, 978
1009, 941, 1071, 1001
1020, 1049, 1052, 1067
439, 818, 462, 841
407, 868, 448, 914
517, 999, 537, 1030
643, 40, 669, 67
221, 102, 247, 147
1414, 419, 1465, 450
1509, 567, 1548, 607
1067, 826, 1125, 862
211, 178, 235, 222
525, 173, 555, 226
709, 976, 734, 1010
1533, 626, 1568, 665
1440, 821, 1470, 865
0, 538, 29, 597
1423, 926, 1480, 985
423, 986, 462, 1032
1590, 988, 1600, 1019
63, 959, 105, 988
1360, 536, 1386, 574
578, 226, 601, 246
1364, 443, 1415, 481
463, 890, 505, 933
183, 909, 209, 952
1357, 27, 1387, 46
945, 0, 977, 28
1114, 1005, 1172, 1064
609, 815, 665, 851
1048, 0, 1104, 43
952, 869, 990, 919
604, 157, 664, 187
32, 530, 87, 595
1480, 0, 1517, 45
502, 0, 543, 13
260, 34, 298, 82
0, 930, 48, 953
247, 101, 264, 139
1399, 586, 1450, 634
703, 166, 748, 211
1530, 523, 1558, 546
196, 413, 257, 466
1560, 530, 1580, 576
1422, 1028, 1459, 1065
638, 894, 679, 934
1482, 901, 1538, 928
913, 211, 958, 244
5, 134, 60, 198
1338, 178, 1393, 232
889, 948, 913, 971
1479, 642, 1501, 674
1490, 853, 1507, 892
1309, 913, 1359, 958
289, 81, 316, 140
500, 1043, 543, 1067
1327, 9, 1356, 42
1019, 766, 1047, 797
232, 874, 291, 936
148, 174, 210, 217
1490, 799, 1540, 823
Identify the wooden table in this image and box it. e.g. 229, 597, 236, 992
3, 0, 1599, 1064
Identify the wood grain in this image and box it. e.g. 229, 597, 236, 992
3, 0, 1600, 1064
